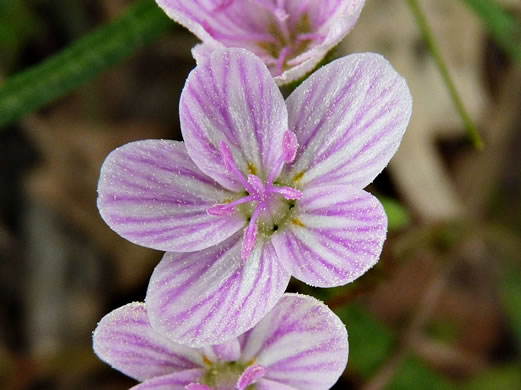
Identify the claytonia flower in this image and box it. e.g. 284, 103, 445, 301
93, 294, 348, 390
97, 48, 411, 346
155, 0, 365, 84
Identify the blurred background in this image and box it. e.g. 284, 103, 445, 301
1, 0, 521, 388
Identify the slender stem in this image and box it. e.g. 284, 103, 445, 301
406, 0, 484, 150
0, 0, 170, 129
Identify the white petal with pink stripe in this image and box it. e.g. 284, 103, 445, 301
93, 302, 203, 381
97, 140, 244, 252
180, 48, 288, 191
271, 185, 387, 287
283, 52, 412, 190
146, 233, 291, 347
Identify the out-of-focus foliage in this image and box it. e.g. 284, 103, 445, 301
463, 365, 521, 390
378, 196, 411, 232
0, 0, 169, 128
389, 356, 455, 390
0, 0, 40, 70
335, 304, 396, 378
500, 262, 521, 345
462, 0, 521, 63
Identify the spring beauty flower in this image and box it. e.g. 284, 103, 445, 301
154, 0, 365, 85
97, 48, 411, 346
93, 294, 348, 390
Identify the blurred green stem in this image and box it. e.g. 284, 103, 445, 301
0, 0, 170, 129
406, 0, 484, 150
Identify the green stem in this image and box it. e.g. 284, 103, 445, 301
0, 0, 170, 129
406, 0, 484, 150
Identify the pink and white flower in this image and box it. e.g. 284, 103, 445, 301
97, 48, 411, 346
155, 0, 366, 85
93, 294, 349, 390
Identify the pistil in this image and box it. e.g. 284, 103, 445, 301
208, 134, 302, 260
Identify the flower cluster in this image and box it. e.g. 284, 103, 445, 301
93, 2, 412, 389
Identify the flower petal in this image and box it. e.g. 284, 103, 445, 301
93, 302, 202, 382
146, 233, 291, 347
240, 294, 348, 390
284, 53, 412, 189
155, 1, 273, 53
274, 0, 366, 85
180, 48, 287, 190
204, 339, 242, 362
97, 140, 244, 252
271, 185, 386, 287
255, 379, 297, 390
130, 370, 205, 390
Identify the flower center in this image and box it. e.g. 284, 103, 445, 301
254, 7, 322, 76
203, 361, 247, 389
208, 131, 302, 260
211, 1, 321, 76
187, 360, 265, 390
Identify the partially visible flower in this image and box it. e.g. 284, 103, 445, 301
155, 0, 365, 85
93, 294, 348, 390
97, 48, 411, 347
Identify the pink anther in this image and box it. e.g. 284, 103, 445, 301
236, 365, 266, 390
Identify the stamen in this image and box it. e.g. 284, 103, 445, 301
220, 141, 256, 194
208, 28, 277, 43
241, 203, 265, 261
242, 224, 258, 261
298, 32, 324, 42
186, 384, 211, 390
202, 355, 213, 366
270, 186, 303, 200
251, 0, 288, 21
211, 138, 302, 250
248, 174, 266, 199
274, 8, 289, 22
236, 365, 267, 390
274, 0, 288, 21
282, 130, 298, 163
207, 196, 254, 216
221, 141, 238, 172
267, 130, 298, 184
275, 47, 290, 76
